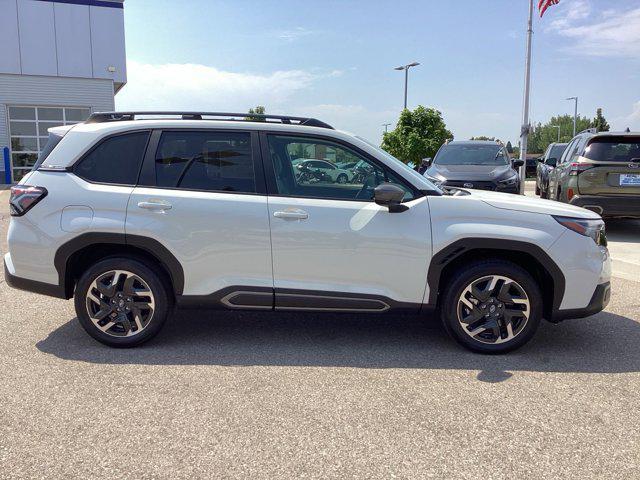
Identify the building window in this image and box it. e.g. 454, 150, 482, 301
8, 106, 91, 182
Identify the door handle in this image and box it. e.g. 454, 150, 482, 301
273, 209, 308, 220
138, 200, 172, 211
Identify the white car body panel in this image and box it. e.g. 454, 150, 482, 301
6, 170, 131, 284
267, 196, 431, 304
125, 187, 273, 295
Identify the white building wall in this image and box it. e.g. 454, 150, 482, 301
0, 0, 126, 87
0, 74, 116, 175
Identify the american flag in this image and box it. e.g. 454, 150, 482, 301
539, 0, 560, 17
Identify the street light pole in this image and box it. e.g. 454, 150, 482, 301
394, 62, 420, 110
566, 96, 578, 136
551, 125, 560, 142
382, 123, 391, 133
518, 0, 534, 195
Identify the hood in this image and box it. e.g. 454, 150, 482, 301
466, 189, 601, 219
428, 163, 515, 181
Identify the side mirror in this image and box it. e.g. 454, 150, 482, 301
374, 183, 408, 213
537, 157, 544, 163
512, 159, 524, 168
546, 157, 557, 167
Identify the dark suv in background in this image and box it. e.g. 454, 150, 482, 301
536, 142, 568, 198
424, 140, 523, 193
547, 130, 640, 218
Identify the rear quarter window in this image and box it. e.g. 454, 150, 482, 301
584, 137, 640, 162
32, 133, 64, 170
73, 131, 150, 185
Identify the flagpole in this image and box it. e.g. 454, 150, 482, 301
519, 0, 534, 194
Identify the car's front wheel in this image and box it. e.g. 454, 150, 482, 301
74, 257, 171, 347
440, 260, 542, 354
336, 173, 348, 184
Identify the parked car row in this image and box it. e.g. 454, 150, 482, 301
536, 129, 640, 219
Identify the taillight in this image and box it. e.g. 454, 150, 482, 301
569, 162, 592, 176
567, 188, 575, 201
9, 185, 48, 217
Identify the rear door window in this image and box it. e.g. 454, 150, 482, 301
155, 131, 255, 193
584, 137, 640, 162
74, 131, 150, 185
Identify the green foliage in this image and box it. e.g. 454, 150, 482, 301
470, 136, 499, 142
245, 105, 266, 122
381, 106, 453, 164
527, 114, 591, 153
590, 108, 610, 132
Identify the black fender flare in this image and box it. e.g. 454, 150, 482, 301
54, 232, 185, 297
426, 238, 565, 312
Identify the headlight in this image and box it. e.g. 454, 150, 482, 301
498, 174, 518, 186
554, 216, 607, 246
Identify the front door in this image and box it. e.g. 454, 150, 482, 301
262, 133, 432, 312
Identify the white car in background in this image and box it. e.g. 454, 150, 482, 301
5, 111, 611, 353
295, 159, 354, 184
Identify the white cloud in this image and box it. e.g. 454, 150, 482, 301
612, 101, 640, 131
547, 1, 640, 57
277, 26, 315, 41
116, 60, 319, 111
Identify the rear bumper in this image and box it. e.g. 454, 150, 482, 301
551, 281, 611, 322
3, 256, 66, 299
569, 195, 640, 218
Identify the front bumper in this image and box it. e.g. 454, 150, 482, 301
569, 195, 640, 218
4, 256, 66, 299
551, 281, 611, 322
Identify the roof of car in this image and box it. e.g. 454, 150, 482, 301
445, 140, 502, 145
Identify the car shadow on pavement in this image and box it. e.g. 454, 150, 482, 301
36, 309, 640, 380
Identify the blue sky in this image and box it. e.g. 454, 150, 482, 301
117, 0, 640, 145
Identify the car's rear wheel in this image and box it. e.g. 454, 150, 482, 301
336, 173, 348, 184
440, 260, 542, 354
75, 257, 171, 347
535, 183, 540, 196
540, 182, 548, 199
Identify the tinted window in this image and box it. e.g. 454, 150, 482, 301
584, 137, 640, 162
267, 135, 415, 201
75, 132, 149, 185
155, 131, 255, 193
549, 144, 567, 161
434, 144, 507, 166
32, 133, 64, 170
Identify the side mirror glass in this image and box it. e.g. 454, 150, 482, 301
512, 159, 524, 168
547, 157, 557, 167
374, 183, 408, 213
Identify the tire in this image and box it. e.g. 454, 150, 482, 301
440, 259, 542, 354
74, 256, 172, 347
535, 183, 540, 196
336, 173, 348, 184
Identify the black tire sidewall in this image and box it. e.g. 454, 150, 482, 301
74, 257, 171, 347
440, 260, 542, 354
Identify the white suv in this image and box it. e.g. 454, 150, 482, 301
5, 112, 611, 353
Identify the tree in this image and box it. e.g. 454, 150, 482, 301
245, 105, 266, 121
527, 114, 591, 153
591, 108, 610, 132
381, 106, 453, 164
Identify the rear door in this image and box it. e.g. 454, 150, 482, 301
577, 136, 640, 195
126, 129, 273, 304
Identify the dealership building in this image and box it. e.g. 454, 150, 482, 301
0, 0, 126, 183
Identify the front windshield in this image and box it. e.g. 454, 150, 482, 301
434, 144, 507, 166
355, 136, 443, 193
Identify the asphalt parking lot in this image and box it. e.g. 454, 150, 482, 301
1, 188, 639, 479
